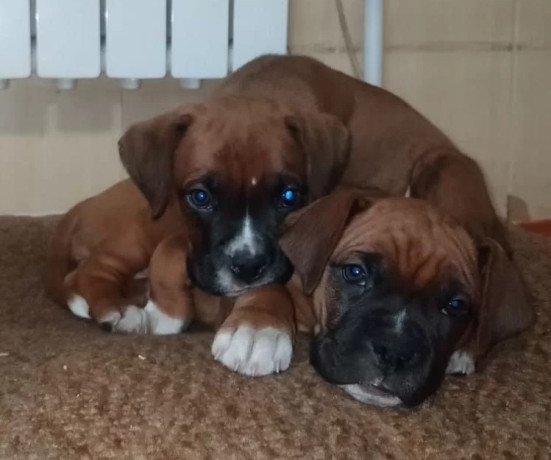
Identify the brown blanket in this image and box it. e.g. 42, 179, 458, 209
1, 216, 550, 459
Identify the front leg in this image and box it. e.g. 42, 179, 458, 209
211, 285, 295, 377
67, 235, 194, 335
66, 252, 147, 331
134, 234, 195, 335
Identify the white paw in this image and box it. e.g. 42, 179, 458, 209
144, 299, 188, 335
98, 301, 187, 335
446, 350, 476, 375
211, 326, 292, 377
111, 305, 148, 334
67, 295, 91, 319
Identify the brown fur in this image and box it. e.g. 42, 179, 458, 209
45, 96, 349, 336
4, 214, 551, 459
216, 55, 507, 249
281, 192, 534, 371
45, 55, 527, 377
44, 180, 187, 317
204, 55, 525, 362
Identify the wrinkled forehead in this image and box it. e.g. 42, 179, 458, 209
333, 199, 479, 292
174, 101, 305, 186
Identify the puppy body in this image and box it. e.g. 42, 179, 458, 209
215, 55, 508, 250
281, 191, 534, 406
45, 97, 349, 375
46, 55, 518, 378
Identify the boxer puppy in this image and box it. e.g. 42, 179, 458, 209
208, 55, 523, 377
46, 54, 520, 379
280, 190, 534, 406
215, 55, 510, 253
45, 97, 350, 375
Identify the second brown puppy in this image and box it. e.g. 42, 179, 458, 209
280, 190, 533, 406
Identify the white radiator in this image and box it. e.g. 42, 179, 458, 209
0, 0, 289, 90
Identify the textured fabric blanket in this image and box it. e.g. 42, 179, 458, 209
1, 216, 550, 459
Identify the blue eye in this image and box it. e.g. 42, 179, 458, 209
280, 187, 300, 208
342, 264, 367, 285
449, 299, 463, 310
187, 188, 212, 210
442, 297, 468, 316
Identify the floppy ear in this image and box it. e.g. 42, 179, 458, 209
280, 189, 373, 295
118, 110, 193, 218
474, 237, 534, 359
285, 113, 351, 200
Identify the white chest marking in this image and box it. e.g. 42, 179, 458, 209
251, 177, 258, 187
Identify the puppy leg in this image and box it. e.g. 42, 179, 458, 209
66, 254, 148, 332
211, 285, 296, 377
67, 236, 193, 335
144, 235, 194, 335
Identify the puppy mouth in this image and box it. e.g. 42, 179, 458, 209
221, 287, 254, 297
212, 278, 275, 297
340, 383, 402, 407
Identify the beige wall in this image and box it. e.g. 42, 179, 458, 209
1, 0, 550, 218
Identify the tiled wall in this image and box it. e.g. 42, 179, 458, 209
1, 0, 549, 219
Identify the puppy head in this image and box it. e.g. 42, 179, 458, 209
119, 97, 350, 296
281, 192, 533, 407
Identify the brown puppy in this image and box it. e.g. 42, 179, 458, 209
45, 97, 350, 376
215, 55, 509, 252
209, 54, 523, 377
47, 55, 517, 379
279, 190, 533, 406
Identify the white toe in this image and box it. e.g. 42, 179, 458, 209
113, 305, 147, 334
275, 332, 293, 373
98, 310, 122, 329
446, 350, 476, 375
144, 299, 187, 335
212, 326, 292, 377
226, 327, 255, 372
212, 329, 233, 360
67, 295, 91, 319
96, 301, 188, 335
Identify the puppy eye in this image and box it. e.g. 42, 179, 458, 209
341, 264, 367, 286
279, 187, 301, 208
187, 188, 213, 211
442, 297, 468, 317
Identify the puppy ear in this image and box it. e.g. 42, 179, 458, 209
119, 110, 193, 219
474, 237, 534, 359
280, 189, 372, 295
285, 113, 351, 200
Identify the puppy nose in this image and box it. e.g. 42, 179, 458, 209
229, 252, 269, 283
373, 342, 417, 370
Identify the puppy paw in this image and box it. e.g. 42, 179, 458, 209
143, 299, 189, 335
103, 306, 148, 334
211, 326, 292, 377
98, 301, 188, 335
68, 295, 91, 319
446, 350, 475, 375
